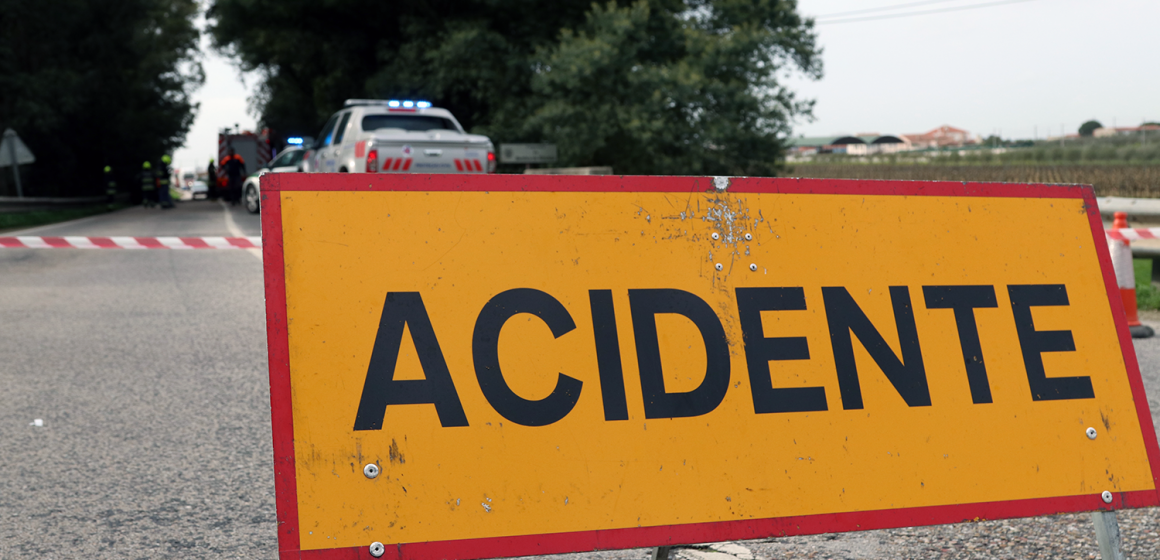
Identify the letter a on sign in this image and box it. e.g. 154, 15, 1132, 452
262, 173, 1160, 560
353, 292, 468, 430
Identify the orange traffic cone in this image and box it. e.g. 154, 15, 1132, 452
1109, 211, 1154, 338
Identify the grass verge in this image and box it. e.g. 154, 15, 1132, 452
1134, 259, 1160, 310
0, 204, 127, 233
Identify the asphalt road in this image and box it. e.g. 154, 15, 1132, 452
2, 200, 1160, 558
0, 200, 271, 558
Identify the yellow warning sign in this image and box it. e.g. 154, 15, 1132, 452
263, 176, 1159, 557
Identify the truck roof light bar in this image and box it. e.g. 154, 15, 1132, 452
343, 99, 432, 109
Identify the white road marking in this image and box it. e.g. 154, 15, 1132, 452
708, 542, 755, 559
669, 542, 755, 560
678, 549, 747, 560
221, 201, 261, 261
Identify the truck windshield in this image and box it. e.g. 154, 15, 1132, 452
362, 115, 459, 133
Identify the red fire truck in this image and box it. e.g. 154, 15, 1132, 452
217, 128, 272, 197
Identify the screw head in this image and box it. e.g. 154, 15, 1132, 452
715, 263, 723, 271
363, 463, 380, 479
369, 542, 386, 557
744, 233, 753, 241
749, 264, 757, 271
1101, 491, 1113, 504
1086, 427, 1098, 440
711, 232, 720, 240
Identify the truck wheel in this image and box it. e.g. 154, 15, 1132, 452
244, 186, 260, 214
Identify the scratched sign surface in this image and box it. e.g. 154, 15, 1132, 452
261, 175, 1160, 559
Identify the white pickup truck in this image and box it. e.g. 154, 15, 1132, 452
306, 99, 495, 175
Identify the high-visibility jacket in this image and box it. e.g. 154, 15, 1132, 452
156, 163, 171, 189
140, 169, 156, 191
105, 168, 116, 196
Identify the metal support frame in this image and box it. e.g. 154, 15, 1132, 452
651, 546, 671, 560
1092, 510, 1125, 560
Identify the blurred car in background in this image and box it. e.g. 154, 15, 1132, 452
307, 99, 495, 175
242, 145, 308, 214
190, 181, 208, 200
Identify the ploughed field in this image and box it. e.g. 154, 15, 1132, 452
788, 163, 1160, 198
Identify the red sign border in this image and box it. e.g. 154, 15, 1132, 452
261, 174, 1160, 560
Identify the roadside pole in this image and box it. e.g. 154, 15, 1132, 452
7, 131, 23, 197
1092, 510, 1125, 560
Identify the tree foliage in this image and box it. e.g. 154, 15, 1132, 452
0, 0, 203, 196
208, 0, 820, 175
1079, 120, 1103, 137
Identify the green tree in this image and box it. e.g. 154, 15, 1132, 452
0, 0, 202, 197
1078, 120, 1102, 137
208, 0, 820, 175
207, 0, 598, 142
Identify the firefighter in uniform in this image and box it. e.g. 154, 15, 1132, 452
104, 166, 116, 205
221, 147, 246, 205
140, 161, 157, 207
157, 155, 175, 209
206, 158, 218, 201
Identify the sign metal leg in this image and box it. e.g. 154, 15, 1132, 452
7, 140, 21, 198
1091, 510, 1125, 560
651, 546, 672, 560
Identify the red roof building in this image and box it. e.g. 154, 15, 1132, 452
901, 125, 978, 149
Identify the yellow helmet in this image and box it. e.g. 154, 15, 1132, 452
142, 161, 152, 170
161, 155, 172, 164
104, 166, 111, 173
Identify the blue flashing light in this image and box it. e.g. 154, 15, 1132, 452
402, 100, 415, 108
416, 101, 432, 109
286, 137, 304, 145
387, 100, 401, 108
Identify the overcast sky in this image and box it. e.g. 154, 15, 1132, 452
788, 0, 1159, 139
173, 0, 1159, 170
172, 11, 258, 173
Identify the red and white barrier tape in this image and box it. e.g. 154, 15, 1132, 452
1106, 228, 1160, 241
3, 230, 1153, 247
0, 236, 261, 249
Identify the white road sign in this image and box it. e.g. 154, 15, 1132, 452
0, 129, 35, 167
499, 143, 557, 164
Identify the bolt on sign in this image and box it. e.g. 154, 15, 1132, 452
261, 174, 1160, 559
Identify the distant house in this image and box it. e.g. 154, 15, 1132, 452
901, 125, 978, 149
1094, 125, 1160, 138
786, 134, 911, 157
